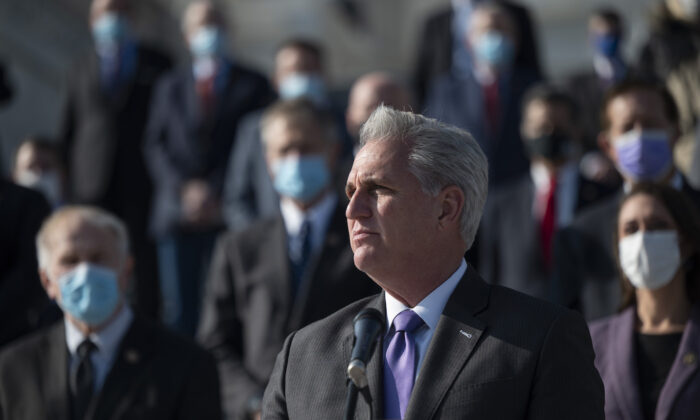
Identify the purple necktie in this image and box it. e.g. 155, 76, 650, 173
384, 309, 425, 419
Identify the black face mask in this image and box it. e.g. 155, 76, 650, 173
525, 132, 571, 162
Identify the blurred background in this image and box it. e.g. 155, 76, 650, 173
0, 0, 657, 172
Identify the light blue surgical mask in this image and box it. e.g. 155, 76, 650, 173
272, 155, 330, 203
189, 26, 224, 58
473, 31, 514, 70
57, 263, 121, 326
92, 12, 128, 50
613, 129, 674, 182
278, 73, 327, 106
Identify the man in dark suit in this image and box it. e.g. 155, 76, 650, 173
0, 179, 57, 348
262, 106, 604, 419
552, 80, 700, 320
60, 0, 172, 319
198, 99, 379, 420
478, 85, 617, 299
424, 2, 540, 189
0, 206, 221, 419
144, 0, 275, 335
413, 0, 541, 108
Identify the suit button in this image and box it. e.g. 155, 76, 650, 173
683, 352, 696, 366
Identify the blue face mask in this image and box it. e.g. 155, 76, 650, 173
473, 31, 514, 70
592, 33, 620, 58
189, 26, 224, 58
613, 129, 674, 181
58, 263, 121, 326
279, 73, 327, 106
273, 155, 331, 203
92, 12, 128, 49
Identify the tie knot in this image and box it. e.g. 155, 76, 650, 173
77, 340, 97, 358
393, 310, 424, 333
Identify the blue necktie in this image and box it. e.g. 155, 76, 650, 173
384, 310, 424, 419
289, 219, 312, 297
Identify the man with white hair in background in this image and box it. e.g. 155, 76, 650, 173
0, 206, 221, 420
262, 106, 603, 419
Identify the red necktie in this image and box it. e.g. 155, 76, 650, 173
196, 75, 216, 119
483, 81, 500, 139
540, 176, 556, 269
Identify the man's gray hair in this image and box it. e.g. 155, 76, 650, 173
359, 105, 488, 249
36, 206, 130, 269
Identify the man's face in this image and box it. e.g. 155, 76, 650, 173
263, 117, 333, 172
521, 100, 577, 164
41, 218, 128, 303
345, 139, 441, 286
602, 90, 676, 163
274, 47, 322, 86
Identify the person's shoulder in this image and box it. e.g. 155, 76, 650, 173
0, 322, 62, 369
488, 284, 571, 324
291, 295, 381, 348
572, 191, 622, 230
229, 61, 270, 84
135, 43, 173, 70
133, 317, 213, 363
0, 179, 50, 209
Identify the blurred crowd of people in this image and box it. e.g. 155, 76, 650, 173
2, 0, 700, 418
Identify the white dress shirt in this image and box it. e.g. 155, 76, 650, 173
65, 304, 134, 392
279, 191, 337, 256
531, 161, 579, 227
384, 259, 467, 379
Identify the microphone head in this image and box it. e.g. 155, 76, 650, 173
353, 308, 384, 329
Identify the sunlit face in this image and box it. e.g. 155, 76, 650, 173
274, 47, 322, 86
263, 116, 333, 174
618, 193, 678, 240
41, 217, 128, 303
345, 139, 441, 285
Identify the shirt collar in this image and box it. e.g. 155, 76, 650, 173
65, 304, 134, 357
385, 259, 467, 333
530, 161, 578, 192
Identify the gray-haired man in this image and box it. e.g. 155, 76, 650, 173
262, 106, 604, 419
0, 206, 221, 420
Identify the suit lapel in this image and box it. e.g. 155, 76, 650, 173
88, 318, 156, 420
405, 268, 489, 420
343, 293, 387, 420
291, 203, 347, 329
607, 308, 644, 420
43, 322, 71, 420
656, 305, 700, 419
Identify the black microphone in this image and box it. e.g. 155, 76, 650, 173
347, 308, 385, 389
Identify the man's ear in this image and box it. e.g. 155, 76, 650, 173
437, 185, 465, 229
39, 268, 59, 301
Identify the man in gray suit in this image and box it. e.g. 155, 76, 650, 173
262, 106, 604, 419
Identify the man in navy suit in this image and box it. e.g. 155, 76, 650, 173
144, 0, 275, 336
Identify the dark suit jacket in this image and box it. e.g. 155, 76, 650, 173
589, 305, 700, 420
0, 180, 57, 348
144, 61, 275, 237
0, 315, 221, 420
60, 44, 172, 317
478, 172, 613, 299
262, 267, 604, 419
552, 177, 700, 321
222, 110, 280, 233
424, 68, 540, 187
412, 3, 542, 107
197, 203, 379, 419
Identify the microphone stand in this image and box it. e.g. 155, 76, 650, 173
344, 381, 360, 420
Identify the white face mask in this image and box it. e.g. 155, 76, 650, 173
618, 230, 681, 290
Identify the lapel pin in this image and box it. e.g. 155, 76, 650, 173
459, 330, 473, 339
683, 352, 696, 366
125, 349, 141, 364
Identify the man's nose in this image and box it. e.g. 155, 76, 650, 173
346, 191, 370, 220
